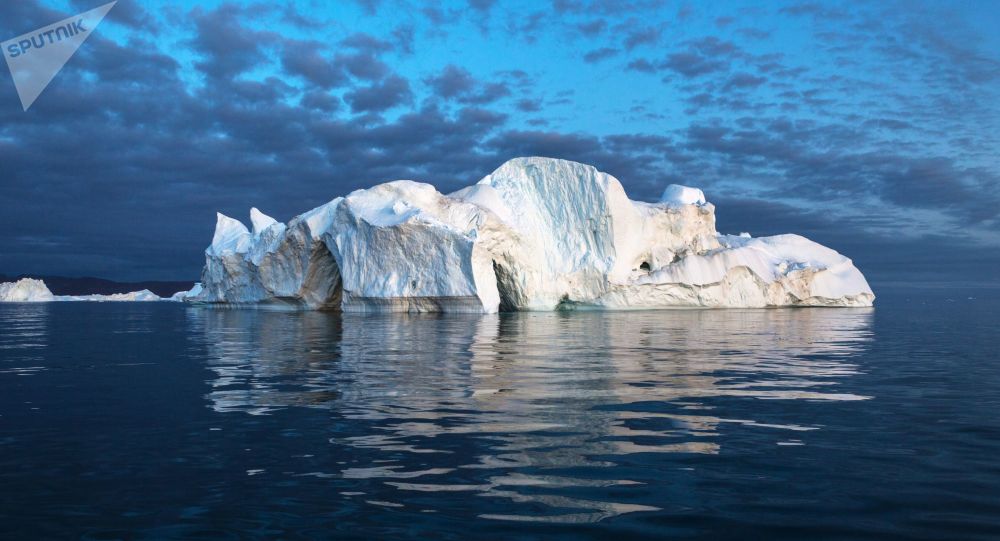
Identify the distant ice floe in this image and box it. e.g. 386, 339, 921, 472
56, 289, 161, 302
0, 277, 204, 303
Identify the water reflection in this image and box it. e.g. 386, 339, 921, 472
188, 307, 873, 522
0, 303, 50, 376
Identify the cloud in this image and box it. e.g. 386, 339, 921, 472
0, 0, 997, 285
421, 5, 461, 26
68, 0, 158, 32
723, 72, 766, 90
553, 0, 667, 15
737, 28, 771, 40
576, 19, 607, 36
344, 75, 414, 113
715, 16, 735, 28
468, 0, 497, 12
424, 65, 512, 105
504, 10, 547, 42
627, 37, 749, 78
338, 50, 391, 81
392, 24, 415, 54
353, 0, 381, 15
877, 159, 999, 223
583, 47, 619, 63
340, 32, 394, 54
281, 3, 326, 29
623, 25, 662, 50
626, 58, 657, 73
486, 130, 605, 164
188, 4, 280, 81
779, 3, 849, 21
425, 65, 476, 99
300, 91, 340, 112
281, 40, 347, 89
463, 83, 512, 105
515, 99, 542, 112
688, 36, 743, 57
662, 52, 728, 76
0, 0, 64, 34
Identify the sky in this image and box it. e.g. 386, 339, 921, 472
1, 0, 998, 284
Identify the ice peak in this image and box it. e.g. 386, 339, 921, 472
209, 212, 251, 255
250, 207, 278, 236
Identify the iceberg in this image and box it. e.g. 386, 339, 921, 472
56, 289, 162, 302
0, 278, 56, 302
189, 157, 874, 312
0, 278, 165, 302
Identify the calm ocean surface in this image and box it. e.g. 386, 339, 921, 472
1, 285, 998, 540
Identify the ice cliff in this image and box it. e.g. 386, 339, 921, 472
191, 157, 874, 312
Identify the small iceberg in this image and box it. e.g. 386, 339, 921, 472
0, 278, 166, 303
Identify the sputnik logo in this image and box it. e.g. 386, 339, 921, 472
2, 1, 116, 111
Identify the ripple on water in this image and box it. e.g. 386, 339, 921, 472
186, 307, 874, 523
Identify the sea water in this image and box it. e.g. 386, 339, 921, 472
1, 285, 998, 539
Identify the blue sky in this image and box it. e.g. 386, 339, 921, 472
1, 0, 998, 283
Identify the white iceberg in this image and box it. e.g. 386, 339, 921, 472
190, 157, 874, 312
0, 278, 56, 302
0, 278, 165, 302
56, 289, 162, 302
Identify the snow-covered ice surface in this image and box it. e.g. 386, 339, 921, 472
0, 278, 164, 302
660, 184, 706, 206
190, 157, 874, 312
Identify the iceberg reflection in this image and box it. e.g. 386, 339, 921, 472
0, 303, 50, 377
188, 307, 873, 522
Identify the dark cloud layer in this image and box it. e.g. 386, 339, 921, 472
0, 0, 997, 286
